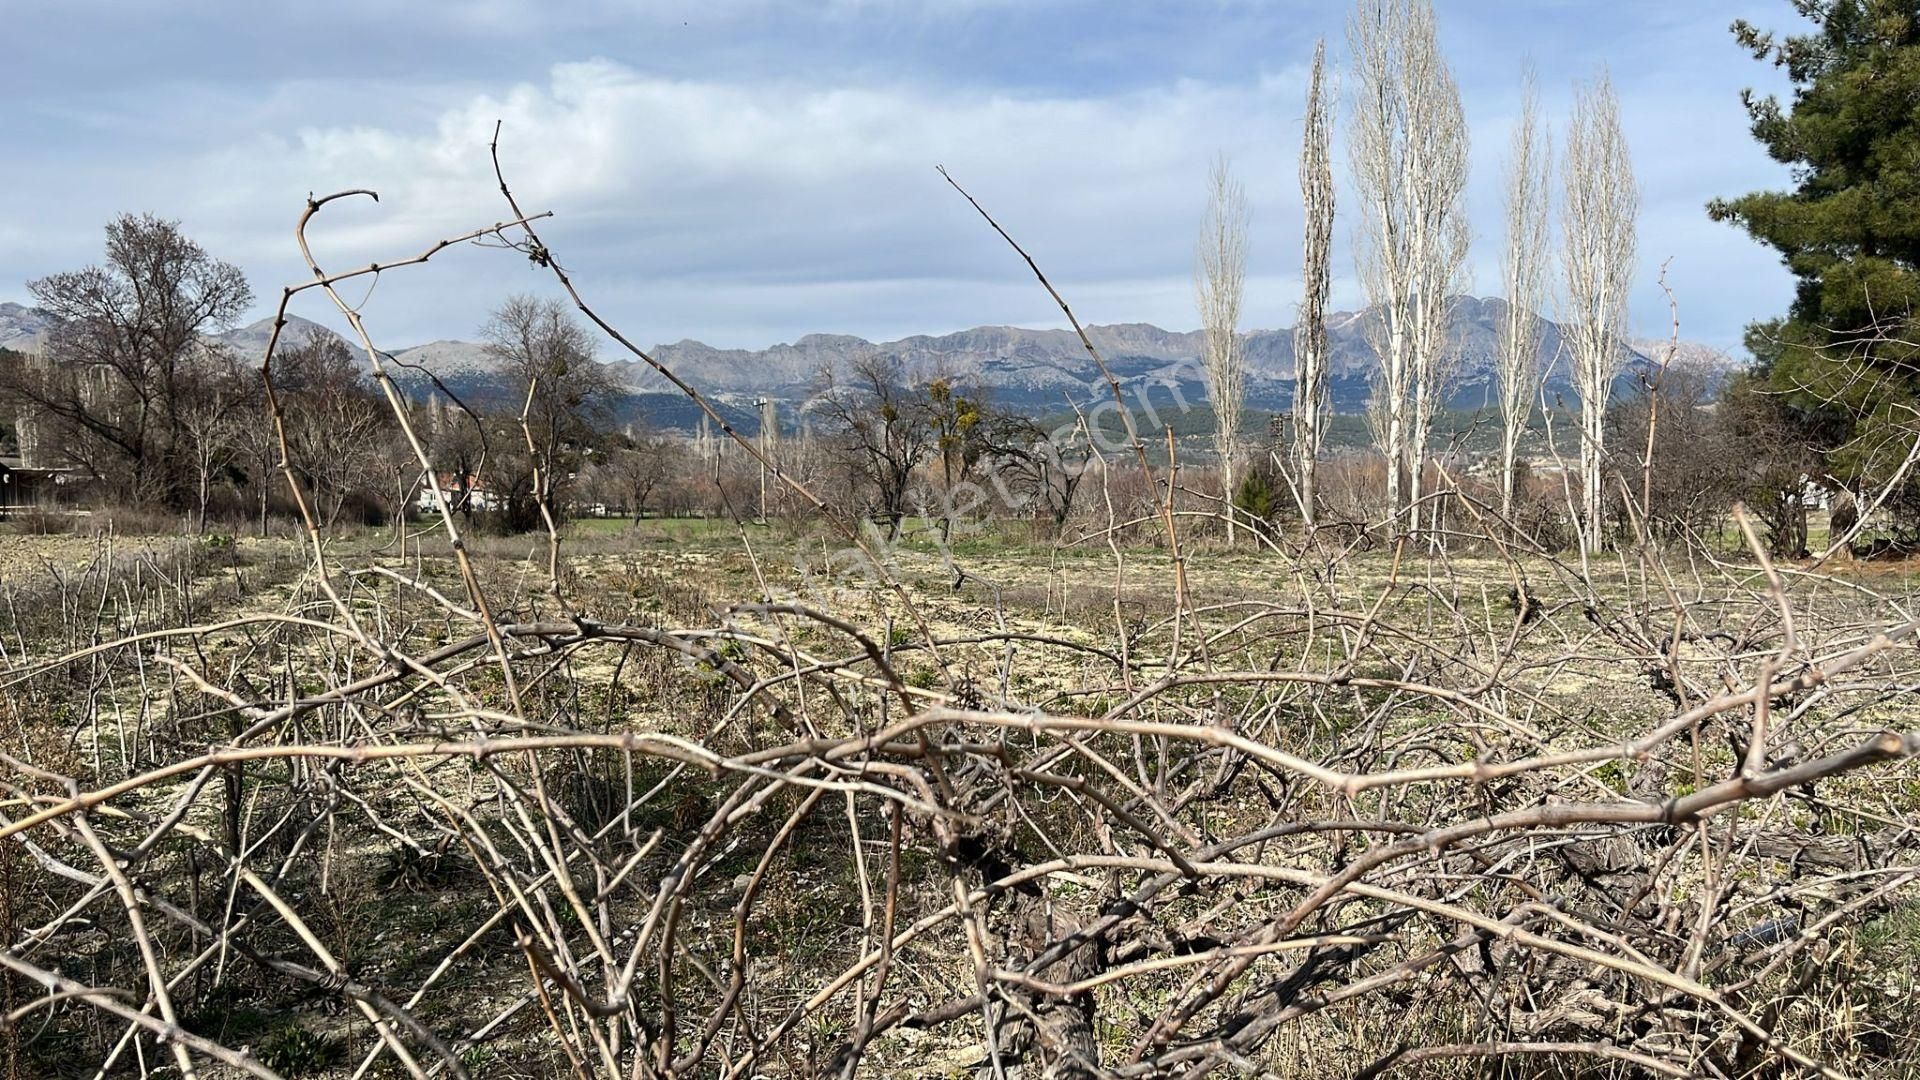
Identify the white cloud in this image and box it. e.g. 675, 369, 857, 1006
149, 61, 1314, 348
0, 2, 1802, 355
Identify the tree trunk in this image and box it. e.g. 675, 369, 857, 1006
1222, 455, 1236, 548
196, 466, 210, 535
1500, 427, 1520, 523
982, 893, 1101, 1080
1582, 402, 1606, 554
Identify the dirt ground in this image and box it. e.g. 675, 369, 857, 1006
4, 517, 1920, 1078
0, 531, 122, 580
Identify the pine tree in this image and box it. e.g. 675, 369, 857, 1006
1709, 1, 1920, 531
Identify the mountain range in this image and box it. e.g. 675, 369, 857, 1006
2, 298, 1740, 433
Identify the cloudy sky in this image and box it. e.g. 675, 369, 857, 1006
2, 1, 1801, 354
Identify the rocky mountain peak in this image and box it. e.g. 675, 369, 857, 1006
0, 301, 56, 353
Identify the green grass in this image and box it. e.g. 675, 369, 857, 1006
565, 515, 751, 542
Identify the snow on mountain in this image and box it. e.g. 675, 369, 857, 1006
0, 302, 55, 353
214, 315, 343, 359
6, 298, 1742, 428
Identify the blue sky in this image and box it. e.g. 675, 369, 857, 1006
1, 1, 1800, 354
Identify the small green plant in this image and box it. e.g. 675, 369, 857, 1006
1591, 761, 1627, 793
1232, 469, 1278, 529
255, 1026, 344, 1077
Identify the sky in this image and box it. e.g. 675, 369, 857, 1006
0, 1, 1803, 355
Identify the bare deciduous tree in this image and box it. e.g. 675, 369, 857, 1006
811, 355, 935, 540
1721, 371, 1827, 557
977, 411, 1097, 533
266, 331, 388, 528
1196, 155, 1249, 544
1349, 0, 1470, 535
293, 379, 385, 527
1498, 68, 1552, 522
483, 294, 614, 533
5, 214, 251, 507
603, 429, 681, 523
1294, 39, 1336, 527
1401, 7, 1470, 539
174, 347, 255, 534
1560, 70, 1638, 554
233, 330, 352, 535
1605, 357, 1737, 541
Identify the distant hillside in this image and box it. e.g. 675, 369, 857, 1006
211, 313, 338, 359
0, 302, 55, 353
508, 296, 1738, 427
3, 297, 1745, 434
